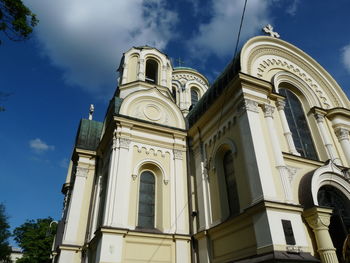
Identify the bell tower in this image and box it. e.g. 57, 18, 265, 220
117, 46, 173, 99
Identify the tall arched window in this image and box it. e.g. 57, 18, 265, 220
172, 87, 177, 101
223, 150, 240, 216
191, 88, 199, 105
145, 59, 158, 84
279, 88, 318, 160
138, 171, 155, 228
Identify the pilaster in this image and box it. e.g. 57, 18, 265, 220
237, 98, 276, 203
262, 104, 293, 202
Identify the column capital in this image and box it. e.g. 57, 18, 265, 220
335, 127, 350, 142
262, 104, 275, 118
173, 149, 183, 160
314, 113, 325, 123
119, 138, 131, 149
76, 167, 88, 178
237, 98, 259, 115
303, 207, 332, 230
276, 99, 286, 111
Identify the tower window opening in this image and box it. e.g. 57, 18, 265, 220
145, 59, 158, 84
191, 89, 199, 106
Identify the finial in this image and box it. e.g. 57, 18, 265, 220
89, 104, 94, 120
263, 24, 280, 38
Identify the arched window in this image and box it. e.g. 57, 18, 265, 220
138, 171, 155, 228
223, 150, 240, 216
279, 88, 318, 160
145, 59, 158, 84
191, 88, 199, 105
172, 87, 177, 101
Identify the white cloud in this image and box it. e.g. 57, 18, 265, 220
286, 0, 300, 16
25, 0, 178, 95
187, 0, 271, 59
29, 138, 55, 153
59, 158, 69, 168
342, 44, 350, 73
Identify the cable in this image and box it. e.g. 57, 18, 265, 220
207, 0, 248, 168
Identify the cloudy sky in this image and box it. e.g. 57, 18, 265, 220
1, 0, 350, 245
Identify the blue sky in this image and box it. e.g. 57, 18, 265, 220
1, 0, 350, 246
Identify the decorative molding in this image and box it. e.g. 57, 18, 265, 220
249, 48, 335, 108
173, 149, 183, 160
163, 179, 169, 185
76, 167, 88, 178
131, 174, 137, 181
172, 73, 207, 86
262, 104, 275, 118
335, 128, 350, 142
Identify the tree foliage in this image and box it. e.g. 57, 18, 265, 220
0, 0, 38, 44
0, 203, 11, 263
13, 217, 56, 263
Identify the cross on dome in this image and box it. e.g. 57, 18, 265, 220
263, 24, 280, 38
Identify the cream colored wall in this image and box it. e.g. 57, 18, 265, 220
127, 54, 138, 83
128, 146, 171, 231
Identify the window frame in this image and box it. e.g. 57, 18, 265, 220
279, 88, 318, 160
137, 169, 157, 229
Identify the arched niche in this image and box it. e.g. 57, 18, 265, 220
119, 88, 186, 129
240, 36, 350, 109
209, 138, 239, 224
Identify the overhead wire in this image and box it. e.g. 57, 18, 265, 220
207, 0, 248, 168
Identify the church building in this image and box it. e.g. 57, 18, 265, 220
51, 26, 350, 263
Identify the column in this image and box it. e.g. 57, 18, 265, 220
303, 207, 338, 263
161, 65, 167, 86
137, 58, 145, 81
314, 113, 340, 164
237, 98, 276, 203
276, 99, 300, 156
262, 104, 293, 202
335, 128, 350, 166
89, 174, 102, 240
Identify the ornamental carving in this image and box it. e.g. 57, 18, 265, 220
314, 113, 325, 123
237, 98, 259, 115
173, 149, 183, 160
276, 99, 286, 111
286, 166, 298, 184
172, 73, 207, 86
76, 167, 88, 178
304, 212, 331, 230
119, 138, 131, 149
335, 128, 350, 142
262, 104, 275, 118
247, 48, 338, 108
